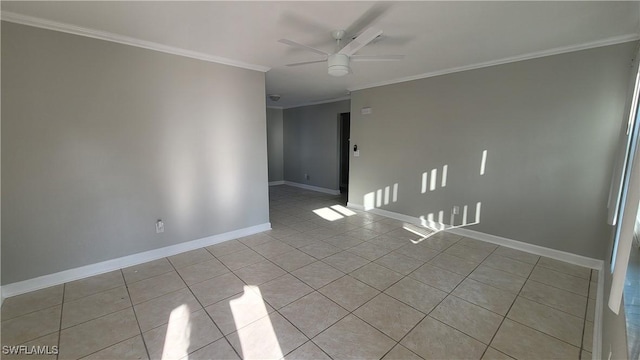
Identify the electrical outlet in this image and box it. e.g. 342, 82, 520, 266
156, 220, 164, 233
453, 206, 460, 215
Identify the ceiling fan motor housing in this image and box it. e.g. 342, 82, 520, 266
328, 54, 350, 76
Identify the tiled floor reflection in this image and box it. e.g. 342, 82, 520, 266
1, 185, 598, 359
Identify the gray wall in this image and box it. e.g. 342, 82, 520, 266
266, 107, 284, 182
2, 22, 269, 284
283, 100, 350, 191
349, 42, 636, 259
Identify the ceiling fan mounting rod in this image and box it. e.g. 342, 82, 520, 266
331, 30, 346, 41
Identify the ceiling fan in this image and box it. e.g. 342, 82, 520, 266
278, 27, 405, 77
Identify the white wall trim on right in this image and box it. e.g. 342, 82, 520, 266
269, 180, 285, 186
284, 181, 340, 195
1, 11, 270, 73
1, 222, 271, 299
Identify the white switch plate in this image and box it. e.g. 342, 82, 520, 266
361, 107, 372, 115
156, 220, 164, 233
354, 150, 360, 157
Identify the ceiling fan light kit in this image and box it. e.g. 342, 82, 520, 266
328, 54, 350, 77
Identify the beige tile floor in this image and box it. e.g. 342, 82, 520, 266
1, 185, 598, 360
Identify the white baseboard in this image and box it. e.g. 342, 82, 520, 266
268, 180, 285, 186
347, 202, 603, 269
349, 201, 605, 358
347, 202, 420, 224
1, 222, 272, 299
284, 181, 340, 195
449, 228, 603, 270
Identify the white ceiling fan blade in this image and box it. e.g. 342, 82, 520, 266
278, 39, 329, 56
344, 3, 391, 40
351, 55, 405, 61
285, 59, 327, 67
338, 27, 383, 57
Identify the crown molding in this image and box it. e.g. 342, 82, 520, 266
283, 95, 351, 110
348, 33, 640, 92
1, 11, 271, 73
266, 106, 284, 110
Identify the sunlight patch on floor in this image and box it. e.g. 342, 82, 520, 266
162, 304, 191, 360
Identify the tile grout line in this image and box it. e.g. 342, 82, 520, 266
364, 236, 471, 359
425, 239, 502, 359
526, 268, 592, 295
200, 236, 336, 357
66, 276, 143, 359
482, 256, 541, 356
267, 252, 352, 358
271, 222, 403, 358
452, 247, 593, 322
202, 241, 286, 357
1, 295, 67, 323
22, 288, 139, 359
578, 273, 596, 358
167, 253, 244, 360
498, 264, 592, 344
56, 283, 65, 360
373, 235, 482, 358
120, 268, 152, 360
516, 279, 590, 318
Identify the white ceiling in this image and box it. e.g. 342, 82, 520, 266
3, 1, 640, 108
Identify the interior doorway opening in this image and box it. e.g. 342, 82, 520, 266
339, 112, 351, 201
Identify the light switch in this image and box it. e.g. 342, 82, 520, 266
361, 107, 372, 115
354, 150, 360, 157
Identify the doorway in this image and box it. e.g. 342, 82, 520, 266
339, 112, 350, 199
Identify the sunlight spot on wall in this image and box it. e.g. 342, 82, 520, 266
364, 183, 399, 211
364, 192, 375, 210
421, 172, 428, 194
441, 165, 448, 187
422, 165, 448, 194
430, 169, 438, 191
462, 205, 468, 225
161, 305, 191, 360
480, 150, 488, 175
